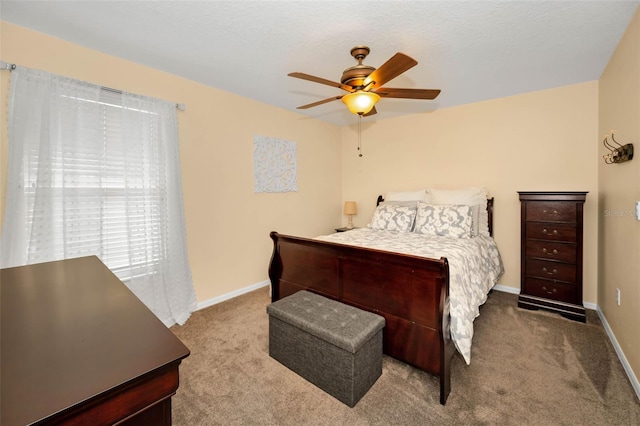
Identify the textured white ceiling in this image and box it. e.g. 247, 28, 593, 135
1, 1, 639, 126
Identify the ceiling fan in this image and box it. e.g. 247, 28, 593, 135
288, 46, 441, 116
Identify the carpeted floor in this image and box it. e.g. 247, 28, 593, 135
170, 287, 640, 425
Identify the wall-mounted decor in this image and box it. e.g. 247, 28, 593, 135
254, 135, 298, 193
602, 131, 633, 164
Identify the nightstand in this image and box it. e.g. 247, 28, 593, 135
335, 227, 357, 233
517, 191, 587, 322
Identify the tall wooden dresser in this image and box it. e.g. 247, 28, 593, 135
518, 191, 588, 322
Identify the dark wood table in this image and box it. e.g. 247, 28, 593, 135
1, 256, 190, 425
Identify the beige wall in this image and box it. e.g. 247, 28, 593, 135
598, 7, 640, 389
0, 22, 342, 302
340, 82, 600, 302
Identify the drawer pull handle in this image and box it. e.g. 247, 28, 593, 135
542, 286, 558, 295
542, 229, 558, 235
543, 209, 559, 215
542, 267, 558, 275
542, 248, 558, 255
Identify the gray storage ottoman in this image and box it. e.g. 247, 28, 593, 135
267, 290, 385, 407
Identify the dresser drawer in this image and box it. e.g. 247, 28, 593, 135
523, 277, 577, 303
526, 202, 576, 223
525, 222, 577, 242
525, 259, 576, 282
524, 240, 576, 263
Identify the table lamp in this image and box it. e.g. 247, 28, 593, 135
343, 201, 357, 229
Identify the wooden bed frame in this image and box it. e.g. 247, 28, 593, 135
268, 197, 494, 405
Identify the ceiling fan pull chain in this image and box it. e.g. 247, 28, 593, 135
358, 114, 363, 157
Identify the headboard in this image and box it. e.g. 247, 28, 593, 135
375, 195, 494, 237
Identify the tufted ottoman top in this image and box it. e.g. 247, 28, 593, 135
267, 290, 385, 353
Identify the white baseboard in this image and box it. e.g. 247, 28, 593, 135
583, 301, 597, 310
492, 284, 519, 294
196, 279, 270, 311
596, 308, 640, 401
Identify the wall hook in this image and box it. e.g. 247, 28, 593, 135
603, 131, 633, 164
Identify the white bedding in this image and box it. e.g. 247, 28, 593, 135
315, 228, 504, 364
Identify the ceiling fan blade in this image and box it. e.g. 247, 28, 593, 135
374, 88, 441, 99
288, 72, 355, 92
296, 96, 343, 109
362, 53, 417, 90
363, 106, 377, 117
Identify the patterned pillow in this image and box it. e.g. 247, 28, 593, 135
414, 203, 473, 238
368, 204, 417, 232
427, 187, 488, 236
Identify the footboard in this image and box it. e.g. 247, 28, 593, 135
268, 231, 455, 404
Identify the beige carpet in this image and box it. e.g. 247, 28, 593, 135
170, 288, 640, 425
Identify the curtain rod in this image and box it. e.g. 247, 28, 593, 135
1, 60, 16, 71
0, 60, 185, 111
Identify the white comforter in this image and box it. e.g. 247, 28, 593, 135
315, 228, 504, 364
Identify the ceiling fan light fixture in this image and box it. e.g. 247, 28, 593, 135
342, 91, 380, 115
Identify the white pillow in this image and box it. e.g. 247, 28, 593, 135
368, 204, 417, 233
413, 203, 473, 238
380, 200, 419, 208
385, 190, 429, 203
427, 187, 489, 236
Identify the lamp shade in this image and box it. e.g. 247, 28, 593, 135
343, 201, 357, 215
341, 91, 380, 115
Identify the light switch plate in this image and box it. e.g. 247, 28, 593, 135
636, 201, 640, 221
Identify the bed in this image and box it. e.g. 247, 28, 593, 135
268, 189, 504, 404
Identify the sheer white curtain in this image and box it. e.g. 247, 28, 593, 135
0, 67, 196, 326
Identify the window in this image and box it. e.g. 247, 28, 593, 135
1, 67, 196, 326
25, 90, 164, 281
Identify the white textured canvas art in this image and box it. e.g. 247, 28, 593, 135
253, 135, 298, 193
